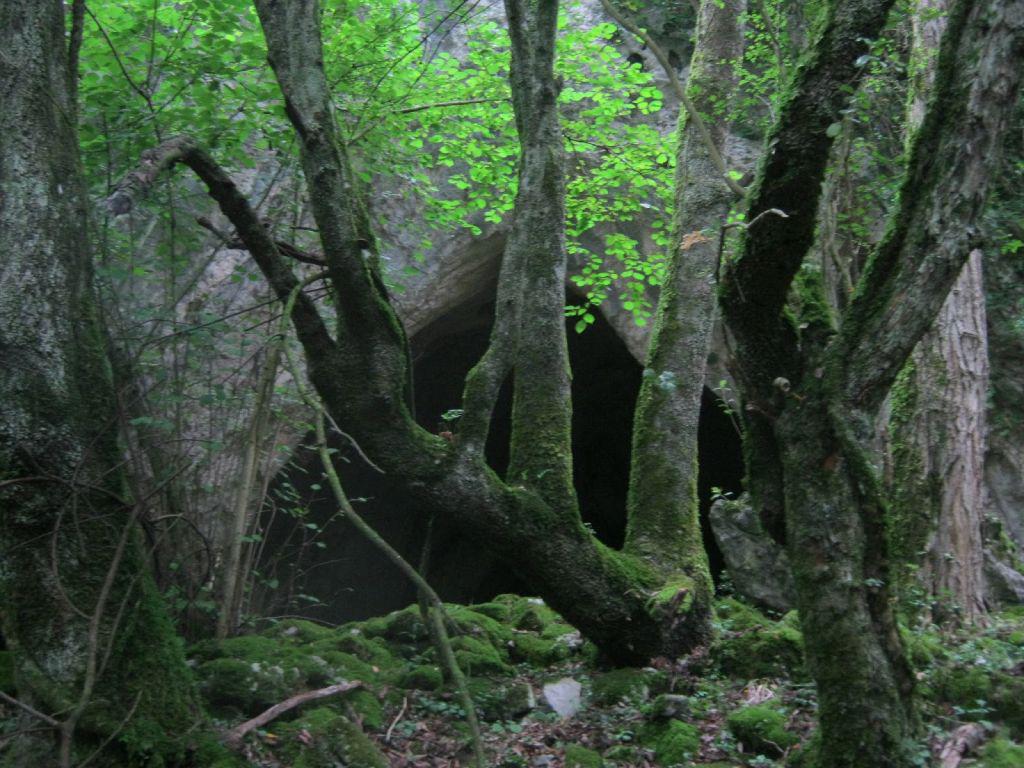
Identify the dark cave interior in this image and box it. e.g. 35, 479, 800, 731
259, 298, 744, 624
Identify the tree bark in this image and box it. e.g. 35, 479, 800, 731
720, 0, 1024, 764
0, 0, 199, 763
623, 0, 745, 644
102, 0, 679, 665
888, 0, 989, 624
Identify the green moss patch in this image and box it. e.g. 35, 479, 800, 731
726, 703, 798, 757
591, 667, 661, 706
564, 743, 604, 767
639, 719, 700, 765
714, 600, 807, 680
275, 707, 387, 768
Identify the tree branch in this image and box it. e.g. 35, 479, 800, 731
834, 0, 1024, 414
107, 136, 334, 359
223, 681, 363, 747
719, 0, 897, 399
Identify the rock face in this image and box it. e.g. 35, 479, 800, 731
710, 497, 795, 613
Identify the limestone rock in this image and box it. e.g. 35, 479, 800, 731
710, 496, 796, 612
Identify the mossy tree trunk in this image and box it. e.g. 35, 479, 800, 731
888, 0, 989, 623
624, 0, 745, 647
0, 1, 199, 764
720, 0, 1024, 765
111, 0, 755, 663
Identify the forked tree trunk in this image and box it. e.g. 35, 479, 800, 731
0, 0, 198, 763
720, 0, 1024, 764
105, 0, 743, 663
888, 0, 989, 623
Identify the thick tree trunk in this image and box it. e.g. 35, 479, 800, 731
237, 0, 696, 664
890, 253, 990, 622
624, 0, 745, 644
888, 0, 989, 623
0, 1, 198, 764
720, 0, 1024, 764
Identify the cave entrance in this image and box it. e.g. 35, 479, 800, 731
259, 299, 744, 624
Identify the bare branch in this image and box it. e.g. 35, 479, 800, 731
196, 216, 326, 266
0, 692, 59, 728
835, 0, 1024, 413
108, 136, 334, 358
223, 681, 363, 747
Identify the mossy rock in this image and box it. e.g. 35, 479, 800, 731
276, 707, 387, 768
645, 694, 691, 721
591, 667, 662, 706
361, 605, 430, 645
467, 679, 535, 721
726, 704, 798, 757
189, 734, 247, 768
397, 663, 444, 691
320, 628, 398, 670
448, 604, 515, 646
262, 618, 337, 645
346, 688, 386, 730
604, 744, 642, 764
452, 635, 513, 676
639, 720, 700, 766
980, 736, 1024, 767
714, 600, 806, 680
508, 632, 572, 666
469, 601, 512, 623
564, 743, 604, 767
197, 657, 294, 715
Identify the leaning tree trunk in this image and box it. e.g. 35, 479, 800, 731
0, 1, 198, 765
623, 0, 745, 646
888, 0, 989, 623
720, 0, 1024, 765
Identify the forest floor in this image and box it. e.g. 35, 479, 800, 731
191, 593, 1023, 767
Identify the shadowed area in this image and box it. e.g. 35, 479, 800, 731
257, 296, 743, 623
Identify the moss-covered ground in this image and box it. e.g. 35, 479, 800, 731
176, 595, 1022, 767
8, 593, 1015, 765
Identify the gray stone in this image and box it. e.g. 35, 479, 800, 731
710, 496, 796, 612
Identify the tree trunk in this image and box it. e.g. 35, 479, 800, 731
624, 0, 745, 644
888, 0, 989, 623
890, 252, 990, 622
0, 0, 199, 764
720, 0, 1024, 764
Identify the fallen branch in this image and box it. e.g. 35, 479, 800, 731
223, 681, 363, 747
384, 696, 408, 744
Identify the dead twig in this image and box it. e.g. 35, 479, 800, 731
223, 681, 363, 747
385, 696, 409, 744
